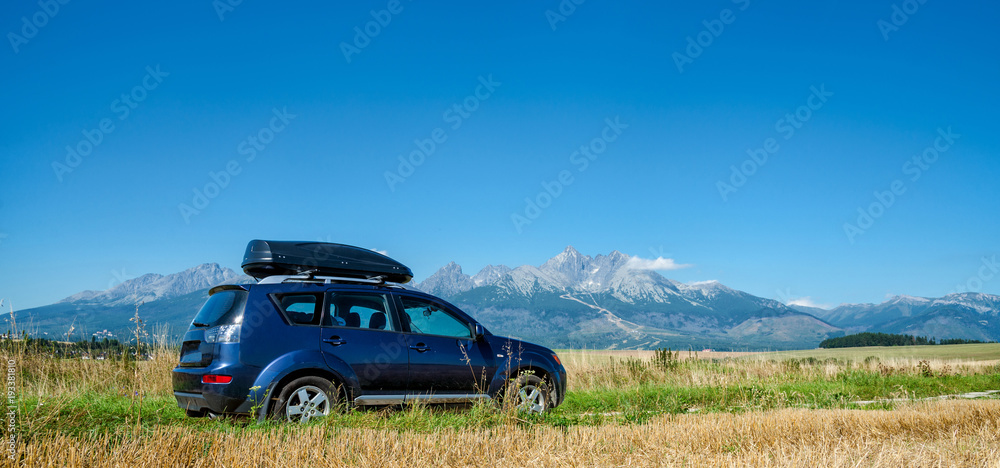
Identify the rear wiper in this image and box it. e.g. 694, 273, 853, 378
192, 322, 210, 328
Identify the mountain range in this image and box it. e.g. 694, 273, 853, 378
410, 247, 838, 350
790, 293, 1000, 343
5, 247, 999, 350
3, 264, 252, 342
60, 263, 244, 306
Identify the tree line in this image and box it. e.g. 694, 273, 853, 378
819, 332, 988, 348
1, 333, 159, 358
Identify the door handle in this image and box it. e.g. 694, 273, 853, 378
409, 343, 431, 353
323, 336, 347, 346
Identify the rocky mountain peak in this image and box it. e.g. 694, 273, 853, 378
542, 244, 585, 267
681, 280, 729, 292
887, 294, 931, 304
562, 245, 582, 256
536, 246, 640, 291
472, 264, 512, 287
934, 292, 1000, 314
59, 263, 240, 305
415, 262, 474, 297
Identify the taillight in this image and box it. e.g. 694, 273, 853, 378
204, 324, 241, 343
202, 375, 233, 384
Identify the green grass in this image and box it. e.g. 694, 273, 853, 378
11, 343, 1000, 444
559, 371, 1000, 413
19, 361, 1000, 440
19, 393, 201, 438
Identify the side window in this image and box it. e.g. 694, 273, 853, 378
400, 297, 471, 339
275, 294, 320, 325
324, 292, 394, 331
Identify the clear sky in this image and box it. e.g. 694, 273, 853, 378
1, 1, 997, 310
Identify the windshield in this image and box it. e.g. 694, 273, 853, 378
191, 289, 248, 328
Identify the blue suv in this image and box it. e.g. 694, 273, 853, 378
172, 240, 566, 422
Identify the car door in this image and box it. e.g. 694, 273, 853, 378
395, 294, 495, 396
318, 290, 409, 395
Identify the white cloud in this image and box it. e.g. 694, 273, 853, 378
786, 297, 832, 309
625, 256, 693, 271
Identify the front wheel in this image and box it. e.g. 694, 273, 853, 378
273, 376, 339, 423
505, 374, 550, 414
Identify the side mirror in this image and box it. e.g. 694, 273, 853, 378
474, 323, 485, 340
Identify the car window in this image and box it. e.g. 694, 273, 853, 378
276, 294, 320, 325
400, 297, 471, 339
324, 292, 394, 331
192, 289, 247, 327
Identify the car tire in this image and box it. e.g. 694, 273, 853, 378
272, 376, 339, 423
504, 373, 550, 414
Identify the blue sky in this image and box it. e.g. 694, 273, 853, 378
1, 1, 997, 310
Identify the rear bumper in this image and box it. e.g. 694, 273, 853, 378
172, 364, 259, 414
174, 391, 213, 413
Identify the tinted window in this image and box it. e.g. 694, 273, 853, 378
192, 290, 247, 327
276, 294, 320, 325
324, 292, 393, 330
400, 297, 471, 339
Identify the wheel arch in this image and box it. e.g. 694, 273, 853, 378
254, 366, 350, 421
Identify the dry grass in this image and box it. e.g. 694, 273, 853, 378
768, 343, 1000, 362
565, 354, 1000, 394
8, 345, 1000, 400
558, 348, 759, 364
9, 400, 1000, 467
7, 344, 1000, 466
8, 350, 174, 399
559, 347, 1000, 393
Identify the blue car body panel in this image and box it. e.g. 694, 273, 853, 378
172, 277, 567, 417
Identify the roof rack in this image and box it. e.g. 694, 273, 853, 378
257, 274, 387, 285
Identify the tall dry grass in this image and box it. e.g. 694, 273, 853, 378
8, 400, 1000, 467
6, 345, 1000, 466
7, 346, 999, 400
563, 350, 1000, 392
5, 351, 175, 400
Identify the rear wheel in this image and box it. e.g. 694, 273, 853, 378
273, 376, 339, 423
505, 373, 550, 414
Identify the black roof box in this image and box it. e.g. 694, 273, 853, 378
241, 240, 413, 283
